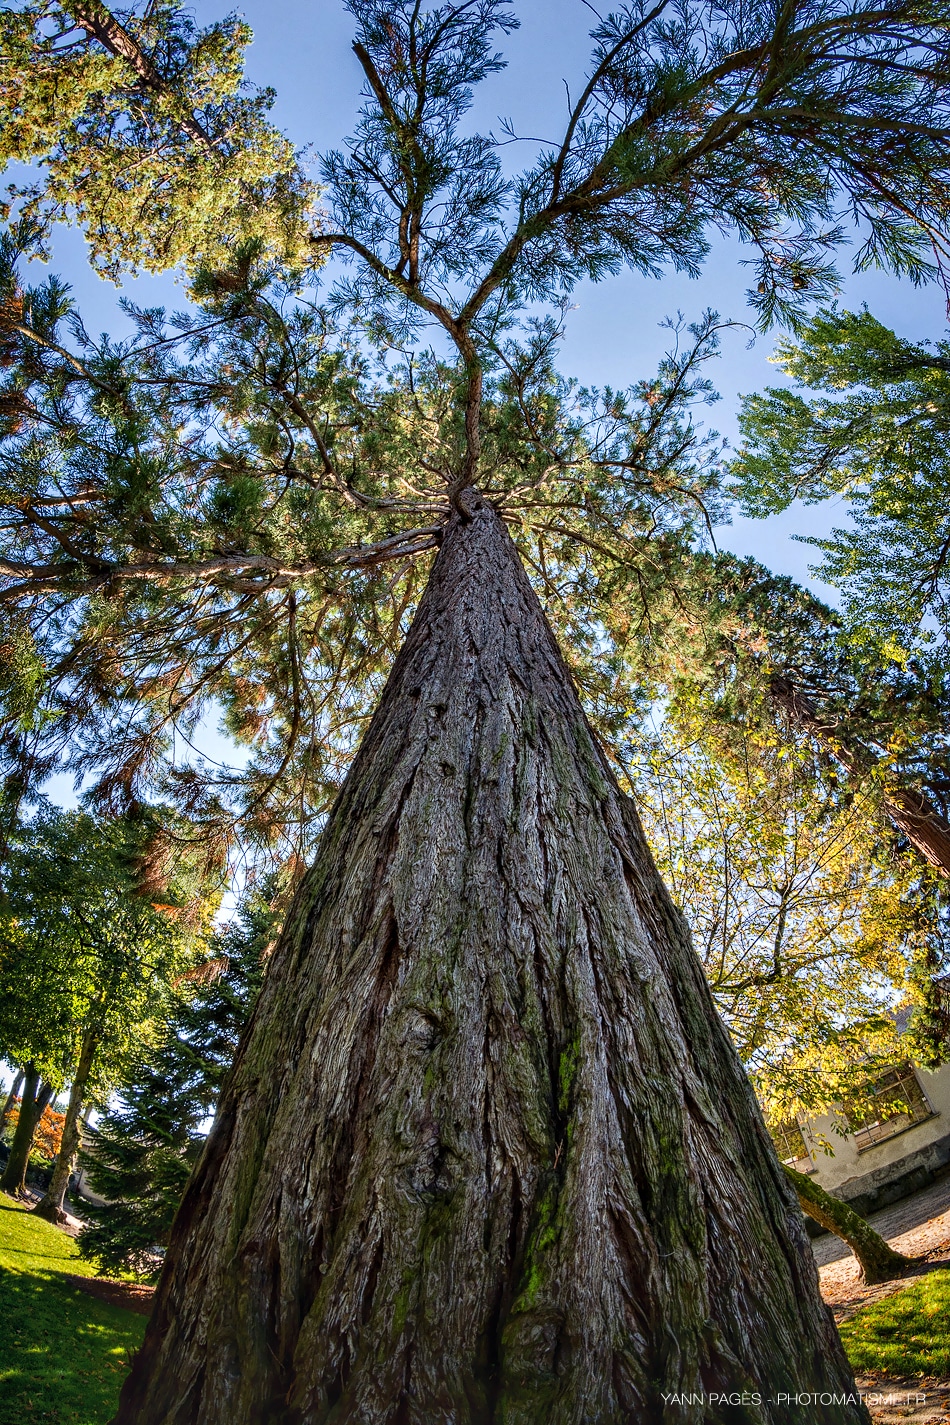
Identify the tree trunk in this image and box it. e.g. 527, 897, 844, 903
0, 1068, 24, 1133
33, 1029, 98, 1224
115, 502, 868, 1425
0, 1063, 54, 1197
784, 1166, 914, 1286
768, 674, 950, 878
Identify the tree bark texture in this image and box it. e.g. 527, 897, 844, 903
33, 1029, 97, 1224
0, 1062, 53, 1197
768, 674, 950, 878
783, 1166, 914, 1286
116, 502, 867, 1425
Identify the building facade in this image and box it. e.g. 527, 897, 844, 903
773, 1059, 950, 1216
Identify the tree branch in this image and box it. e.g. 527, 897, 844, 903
65, 0, 220, 155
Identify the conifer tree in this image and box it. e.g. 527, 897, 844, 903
0, 1, 317, 276
732, 309, 950, 669
2, 0, 950, 1418
78, 889, 270, 1276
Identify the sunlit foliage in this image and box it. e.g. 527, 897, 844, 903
0, 1, 317, 277
627, 712, 939, 1124
732, 309, 950, 669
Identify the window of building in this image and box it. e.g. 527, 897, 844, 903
846, 1062, 934, 1152
770, 1118, 814, 1173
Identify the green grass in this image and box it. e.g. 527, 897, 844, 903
3, 1189, 947, 1414
838, 1265, 950, 1378
0, 1197, 144, 1425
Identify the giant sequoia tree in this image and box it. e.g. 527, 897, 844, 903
119, 498, 865, 1421
4, 0, 950, 1419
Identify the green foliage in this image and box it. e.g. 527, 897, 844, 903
0, 4, 949, 1164
0, 804, 215, 1098
0, 1, 318, 278
0, 607, 44, 733
838, 1266, 950, 1377
0, 220, 728, 856
592, 531, 950, 1108
0, 0, 949, 859
599, 543, 950, 1053
626, 707, 936, 1124
731, 308, 950, 667
0, 1197, 145, 1425
77, 886, 272, 1277
325, 0, 950, 334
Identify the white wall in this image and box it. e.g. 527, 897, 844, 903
797, 1062, 950, 1193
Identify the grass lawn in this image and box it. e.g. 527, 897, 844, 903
838, 1265, 950, 1378
0, 1196, 144, 1425
4, 1187, 949, 1415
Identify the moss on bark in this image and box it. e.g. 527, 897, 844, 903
114, 503, 868, 1424
784, 1164, 915, 1285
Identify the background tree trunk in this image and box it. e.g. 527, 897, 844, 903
33, 1029, 98, 1224
768, 674, 950, 877
784, 1165, 914, 1285
115, 501, 868, 1425
0, 1068, 24, 1133
1, 1063, 53, 1196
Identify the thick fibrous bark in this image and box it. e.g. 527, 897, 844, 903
33, 1029, 97, 1224
768, 674, 950, 878
116, 502, 867, 1424
784, 1166, 914, 1286
0, 1063, 53, 1197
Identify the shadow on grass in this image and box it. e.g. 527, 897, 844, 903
0, 1203, 144, 1425
838, 1263, 950, 1379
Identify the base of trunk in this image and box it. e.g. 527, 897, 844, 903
786, 1166, 915, 1285
115, 504, 868, 1424
31, 1200, 70, 1226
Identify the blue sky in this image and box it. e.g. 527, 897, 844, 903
31, 0, 947, 807
46, 0, 947, 592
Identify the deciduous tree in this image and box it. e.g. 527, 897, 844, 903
624, 713, 940, 1126
784, 1166, 914, 1284
2, 0, 950, 1416
0, 1061, 55, 1194
0, 805, 213, 1219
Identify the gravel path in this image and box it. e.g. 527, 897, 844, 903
813, 1174, 950, 1271
814, 1172, 950, 1421
852, 1380, 950, 1423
